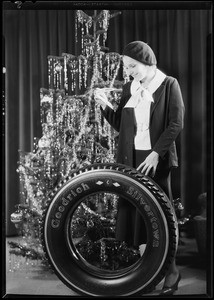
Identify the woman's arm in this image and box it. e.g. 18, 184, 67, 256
153, 78, 185, 158
95, 83, 131, 132
137, 78, 185, 176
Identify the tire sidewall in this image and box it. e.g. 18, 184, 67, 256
43, 168, 176, 296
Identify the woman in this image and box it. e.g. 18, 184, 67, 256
94, 41, 185, 295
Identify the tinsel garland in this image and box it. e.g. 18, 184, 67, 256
9, 10, 127, 273
9, 10, 187, 275
75, 238, 140, 271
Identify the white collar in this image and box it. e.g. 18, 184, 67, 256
125, 69, 166, 108
131, 69, 166, 95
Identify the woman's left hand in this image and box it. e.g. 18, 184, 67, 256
136, 151, 159, 177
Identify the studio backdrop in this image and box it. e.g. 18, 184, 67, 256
3, 5, 212, 235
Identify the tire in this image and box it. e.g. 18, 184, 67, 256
42, 163, 178, 296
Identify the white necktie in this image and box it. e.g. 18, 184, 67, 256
124, 85, 154, 108
124, 69, 166, 108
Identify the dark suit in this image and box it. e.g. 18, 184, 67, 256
101, 75, 185, 246
102, 76, 185, 169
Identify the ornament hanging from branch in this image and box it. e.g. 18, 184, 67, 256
10, 9, 125, 273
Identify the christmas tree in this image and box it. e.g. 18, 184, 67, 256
9, 10, 140, 273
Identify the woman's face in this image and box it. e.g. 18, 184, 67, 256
123, 55, 149, 82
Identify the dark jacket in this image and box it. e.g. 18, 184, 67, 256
101, 76, 185, 169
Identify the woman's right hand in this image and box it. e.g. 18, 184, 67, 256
94, 89, 108, 109
136, 151, 159, 177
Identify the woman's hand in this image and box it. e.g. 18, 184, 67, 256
94, 89, 108, 109
136, 151, 159, 177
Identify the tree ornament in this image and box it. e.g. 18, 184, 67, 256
38, 135, 51, 149
10, 211, 23, 224
10, 9, 124, 273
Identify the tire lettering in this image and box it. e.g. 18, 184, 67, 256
126, 186, 160, 247
51, 182, 90, 228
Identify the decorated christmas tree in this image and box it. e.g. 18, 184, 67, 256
8, 10, 141, 272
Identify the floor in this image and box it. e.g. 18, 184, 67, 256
3, 234, 210, 298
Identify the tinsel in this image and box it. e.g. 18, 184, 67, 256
9, 10, 128, 273
9, 10, 187, 274
70, 193, 141, 270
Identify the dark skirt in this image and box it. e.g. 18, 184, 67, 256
115, 149, 173, 247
